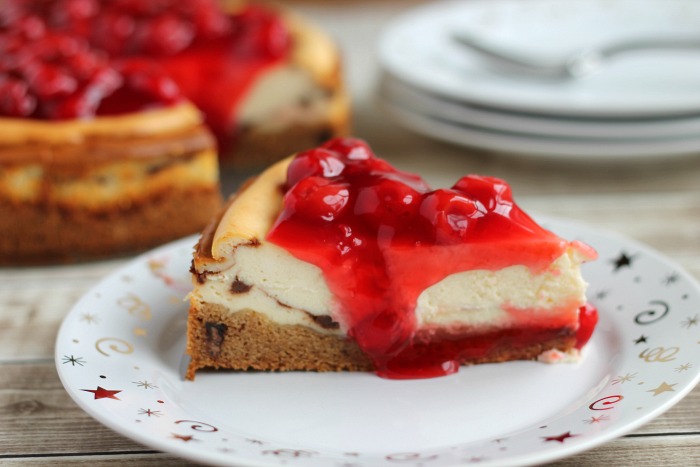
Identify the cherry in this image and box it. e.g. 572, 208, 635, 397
191, 0, 231, 39
65, 51, 103, 80
47, 0, 98, 31
420, 189, 486, 243
16, 15, 46, 39
119, 60, 179, 102
323, 137, 374, 161
285, 176, 351, 222
232, 6, 289, 58
141, 13, 195, 56
286, 148, 346, 189
0, 79, 36, 117
25, 63, 78, 99
452, 175, 513, 211
91, 11, 135, 55
354, 177, 423, 232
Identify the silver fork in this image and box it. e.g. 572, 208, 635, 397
452, 32, 700, 79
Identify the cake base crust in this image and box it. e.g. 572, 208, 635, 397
186, 305, 373, 380
0, 187, 222, 265
185, 304, 577, 380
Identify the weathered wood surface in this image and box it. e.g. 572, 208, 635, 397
1, 2, 699, 466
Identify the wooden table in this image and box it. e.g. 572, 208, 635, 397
2, 2, 699, 466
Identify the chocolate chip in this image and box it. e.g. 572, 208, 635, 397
190, 259, 207, 284
230, 277, 252, 294
310, 314, 340, 330
205, 322, 227, 357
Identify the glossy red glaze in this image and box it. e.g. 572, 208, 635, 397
267, 138, 594, 378
0, 0, 289, 147
575, 303, 599, 349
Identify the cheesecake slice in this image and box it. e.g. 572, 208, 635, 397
187, 138, 598, 380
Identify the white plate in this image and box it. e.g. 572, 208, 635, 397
380, 74, 700, 141
379, 95, 700, 161
56, 222, 700, 467
378, 0, 700, 117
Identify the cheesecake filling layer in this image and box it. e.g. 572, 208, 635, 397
190, 242, 589, 336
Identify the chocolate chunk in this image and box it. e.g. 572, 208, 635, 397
310, 314, 340, 330
205, 322, 227, 357
190, 259, 207, 284
230, 277, 252, 293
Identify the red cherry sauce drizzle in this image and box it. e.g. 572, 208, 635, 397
267, 138, 595, 379
0, 0, 289, 146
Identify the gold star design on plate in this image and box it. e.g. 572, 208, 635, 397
80, 312, 99, 324
134, 327, 147, 337
647, 381, 676, 396
675, 363, 693, 372
171, 433, 196, 442
133, 380, 158, 389
681, 314, 699, 328
612, 372, 637, 385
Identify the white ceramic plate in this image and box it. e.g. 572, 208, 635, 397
378, 0, 700, 117
380, 74, 700, 141
379, 95, 700, 161
56, 221, 700, 467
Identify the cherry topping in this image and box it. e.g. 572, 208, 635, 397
268, 138, 588, 379
575, 303, 598, 349
0, 0, 291, 123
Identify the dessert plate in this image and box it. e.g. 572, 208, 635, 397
379, 96, 700, 161
378, 0, 700, 117
56, 221, 700, 467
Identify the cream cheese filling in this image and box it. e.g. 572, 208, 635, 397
236, 67, 334, 133
190, 241, 590, 336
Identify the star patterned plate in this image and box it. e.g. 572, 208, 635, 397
55, 218, 700, 467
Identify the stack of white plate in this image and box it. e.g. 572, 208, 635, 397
376, 0, 700, 161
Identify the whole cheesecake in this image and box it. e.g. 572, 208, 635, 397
0, 0, 350, 264
187, 138, 598, 380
